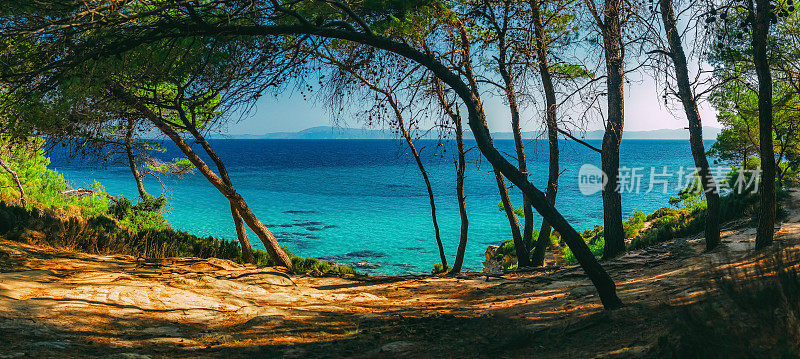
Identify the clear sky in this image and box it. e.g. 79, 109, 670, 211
223, 71, 720, 136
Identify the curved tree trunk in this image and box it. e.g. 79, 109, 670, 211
134, 21, 622, 309
317, 54, 449, 268
599, 0, 626, 259
114, 88, 290, 268
400, 131, 448, 268
530, 0, 560, 266
395, 103, 448, 268
752, 0, 775, 249
430, 22, 618, 305
124, 119, 148, 199
660, 0, 721, 251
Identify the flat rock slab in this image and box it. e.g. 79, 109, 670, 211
1, 191, 800, 359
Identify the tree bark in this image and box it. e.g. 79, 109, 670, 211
114, 87, 290, 268
495, 170, 527, 264
124, 119, 148, 199
598, 0, 626, 259
183, 124, 257, 264
0, 154, 27, 208
496, 26, 533, 267
451, 107, 469, 273
660, 0, 721, 250
752, 0, 775, 249
530, 0, 560, 266
231, 203, 255, 263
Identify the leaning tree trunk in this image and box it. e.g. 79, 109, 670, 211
394, 101, 448, 268
413, 26, 625, 306
752, 0, 776, 249
451, 109, 470, 273
495, 170, 527, 265
161, 22, 622, 309
0, 154, 27, 208
448, 21, 618, 303
660, 0, 721, 250
600, 0, 626, 259
124, 119, 148, 199
230, 204, 255, 264
114, 88, 290, 268
497, 37, 533, 267
184, 125, 256, 264
530, 0, 560, 266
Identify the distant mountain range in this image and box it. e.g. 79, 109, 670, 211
222, 125, 722, 140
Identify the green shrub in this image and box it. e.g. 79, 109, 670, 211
624, 210, 646, 238
432, 262, 449, 274
291, 255, 355, 276
562, 236, 604, 264
495, 237, 521, 259
108, 194, 169, 232
562, 211, 642, 264
646, 207, 680, 221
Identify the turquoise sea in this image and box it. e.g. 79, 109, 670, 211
48, 139, 716, 274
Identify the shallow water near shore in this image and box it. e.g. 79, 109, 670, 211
47, 138, 713, 274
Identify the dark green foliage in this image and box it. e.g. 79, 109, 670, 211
291, 255, 355, 275
563, 226, 605, 264
651, 249, 800, 358
629, 205, 705, 251
0, 137, 110, 216
646, 207, 680, 221
496, 236, 523, 258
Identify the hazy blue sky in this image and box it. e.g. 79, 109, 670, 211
223, 72, 720, 135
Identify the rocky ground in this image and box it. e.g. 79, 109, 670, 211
1, 192, 799, 358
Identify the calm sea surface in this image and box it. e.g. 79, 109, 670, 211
48, 139, 715, 274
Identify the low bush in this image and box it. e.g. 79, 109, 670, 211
1, 200, 355, 276
432, 262, 449, 274
562, 212, 643, 264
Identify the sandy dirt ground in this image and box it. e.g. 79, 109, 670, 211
1, 192, 799, 358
